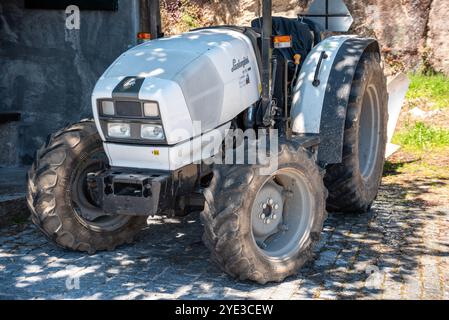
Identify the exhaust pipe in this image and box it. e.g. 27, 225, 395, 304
139, 0, 163, 39
261, 0, 273, 126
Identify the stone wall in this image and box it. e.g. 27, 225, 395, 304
181, 0, 449, 75
426, 0, 449, 75
0, 0, 139, 166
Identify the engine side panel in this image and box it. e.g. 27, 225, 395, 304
173, 55, 224, 132
291, 36, 381, 164
173, 30, 261, 132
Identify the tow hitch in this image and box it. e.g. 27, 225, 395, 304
87, 170, 170, 216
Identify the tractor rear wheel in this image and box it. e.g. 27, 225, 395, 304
201, 143, 327, 284
27, 120, 147, 254
324, 52, 388, 213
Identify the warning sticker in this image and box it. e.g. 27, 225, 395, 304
239, 74, 250, 88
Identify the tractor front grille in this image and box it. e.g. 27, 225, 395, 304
115, 101, 142, 117
96, 99, 165, 145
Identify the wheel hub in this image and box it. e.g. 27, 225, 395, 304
250, 168, 315, 259
251, 182, 284, 242
259, 198, 280, 224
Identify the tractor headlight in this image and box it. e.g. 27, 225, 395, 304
143, 102, 160, 118
101, 101, 115, 116
108, 123, 131, 138
141, 124, 165, 140
98, 99, 165, 143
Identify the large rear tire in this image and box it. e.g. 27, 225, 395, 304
324, 52, 388, 213
27, 121, 147, 254
201, 143, 327, 284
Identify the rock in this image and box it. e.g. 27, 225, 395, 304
346, 0, 432, 74
427, 0, 449, 75
408, 106, 441, 119
409, 107, 428, 118
177, 0, 448, 76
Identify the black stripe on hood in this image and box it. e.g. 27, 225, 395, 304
112, 76, 145, 99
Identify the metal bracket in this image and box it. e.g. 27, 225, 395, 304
299, 0, 353, 32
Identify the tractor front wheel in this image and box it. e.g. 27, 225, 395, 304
27, 121, 147, 254
201, 143, 327, 284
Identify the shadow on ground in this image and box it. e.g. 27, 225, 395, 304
0, 165, 448, 299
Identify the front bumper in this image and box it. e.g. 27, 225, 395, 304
87, 164, 201, 217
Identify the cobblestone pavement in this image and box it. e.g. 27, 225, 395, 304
1, 183, 448, 300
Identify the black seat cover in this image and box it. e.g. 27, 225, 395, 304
251, 16, 317, 67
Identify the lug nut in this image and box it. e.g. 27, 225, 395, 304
269, 199, 274, 205
263, 203, 267, 209
260, 213, 266, 219
273, 214, 277, 219
274, 204, 279, 210
265, 218, 271, 224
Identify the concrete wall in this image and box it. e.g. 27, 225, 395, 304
0, 0, 139, 166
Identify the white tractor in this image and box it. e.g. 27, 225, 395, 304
27, 0, 408, 283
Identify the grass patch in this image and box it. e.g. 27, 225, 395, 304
407, 73, 449, 109
393, 121, 449, 151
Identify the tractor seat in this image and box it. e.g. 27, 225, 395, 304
251, 16, 321, 69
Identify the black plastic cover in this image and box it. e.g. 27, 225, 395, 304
251, 16, 317, 68
24, 0, 118, 10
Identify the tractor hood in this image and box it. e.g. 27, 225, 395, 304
104, 30, 225, 81
92, 28, 261, 145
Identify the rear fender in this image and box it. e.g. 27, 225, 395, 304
291, 36, 381, 165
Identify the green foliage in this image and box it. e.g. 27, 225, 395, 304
181, 12, 199, 28
394, 121, 449, 150
407, 74, 449, 109
161, 0, 202, 34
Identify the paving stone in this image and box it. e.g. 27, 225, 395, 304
0, 197, 448, 300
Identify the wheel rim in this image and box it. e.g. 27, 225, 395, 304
358, 84, 381, 181
71, 148, 130, 232
250, 168, 314, 260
